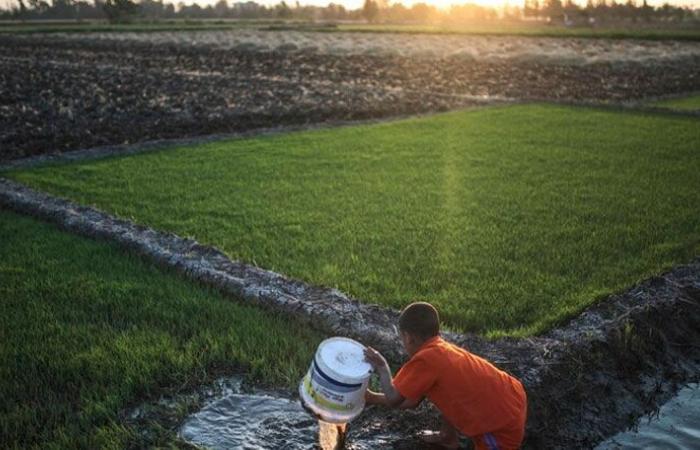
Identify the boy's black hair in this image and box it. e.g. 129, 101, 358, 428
398, 302, 440, 340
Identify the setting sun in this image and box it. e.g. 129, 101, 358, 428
395, 0, 519, 8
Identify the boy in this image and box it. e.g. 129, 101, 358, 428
363, 302, 527, 450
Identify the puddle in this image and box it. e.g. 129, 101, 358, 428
180, 392, 320, 449
595, 384, 700, 450
179, 378, 401, 449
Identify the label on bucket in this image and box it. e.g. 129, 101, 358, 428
303, 373, 356, 412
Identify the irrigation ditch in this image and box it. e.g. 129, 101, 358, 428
1, 175, 698, 449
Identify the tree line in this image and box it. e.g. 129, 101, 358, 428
1, 0, 697, 24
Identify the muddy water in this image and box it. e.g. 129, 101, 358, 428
595, 384, 699, 450
179, 380, 400, 449
318, 421, 346, 450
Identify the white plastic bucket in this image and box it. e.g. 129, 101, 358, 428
299, 337, 372, 423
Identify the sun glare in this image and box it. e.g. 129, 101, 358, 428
405, 0, 515, 8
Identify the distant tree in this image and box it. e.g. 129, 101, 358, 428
51, 0, 75, 18
140, 0, 167, 19
17, 0, 28, 18
382, 2, 406, 21
102, 0, 138, 22
214, 0, 229, 18
409, 2, 438, 23
543, 0, 564, 21
321, 3, 347, 20
593, 0, 608, 21
2, 0, 690, 26
625, 0, 637, 21
563, 0, 579, 21
523, 0, 541, 18
641, 0, 652, 21
503, 4, 522, 20
362, 0, 379, 23
27, 0, 48, 13
275, 1, 291, 18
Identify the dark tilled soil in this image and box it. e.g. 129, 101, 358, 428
2, 34, 699, 161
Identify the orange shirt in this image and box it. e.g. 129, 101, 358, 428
393, 336, 527, 438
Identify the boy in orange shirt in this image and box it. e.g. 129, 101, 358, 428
364, 302, 527, 450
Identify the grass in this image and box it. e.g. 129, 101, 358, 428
0, 210, 323, 449
1, 19, 699, 40
653, 93, 700, 111
275, 22, 700, 41
0, 18, 287, 34
6, 104, 700, 337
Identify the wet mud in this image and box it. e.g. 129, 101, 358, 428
1, 178, 698, 448
2, 32, 699, 161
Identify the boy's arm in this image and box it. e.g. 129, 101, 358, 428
364, 347, 405, 408
397, 396, 423, 409
366, 389, 422, 409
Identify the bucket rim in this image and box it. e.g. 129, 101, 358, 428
315, 337, 372, 383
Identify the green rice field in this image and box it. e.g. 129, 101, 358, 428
333, 23, 700, 41
7, 104, 700, 337
0, 210, 322, 449
653, 93, 700, 111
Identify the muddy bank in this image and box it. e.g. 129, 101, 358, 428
524, 264, 700, 448
2, 32, 699, 161
1, 177, 698, 448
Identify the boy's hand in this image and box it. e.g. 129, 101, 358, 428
364, 346, 392, 383
364, 389, 385, 405
363, 347, 405, 409
363, 346, 389, 371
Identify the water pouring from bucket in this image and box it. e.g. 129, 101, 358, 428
299, 337, 372, 450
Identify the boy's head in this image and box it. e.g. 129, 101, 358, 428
398, 302, 440, 356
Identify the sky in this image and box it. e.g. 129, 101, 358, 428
1, 0, 699, 11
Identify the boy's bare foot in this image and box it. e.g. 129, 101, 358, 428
418, 430, 459, 449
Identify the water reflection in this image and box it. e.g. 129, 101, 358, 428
180, 393, 319, 449
596, 384, 699, 450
